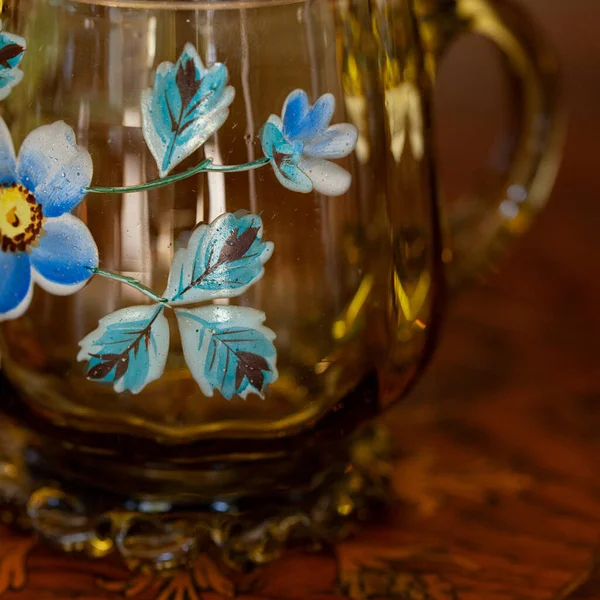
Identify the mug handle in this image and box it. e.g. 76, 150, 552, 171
417, 0, 564, 289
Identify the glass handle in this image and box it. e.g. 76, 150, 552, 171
417, 0, 565, 289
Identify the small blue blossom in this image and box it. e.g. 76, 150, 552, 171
0, 20, 26, 101
260, 89, 358, 196
0, 119, 98, 321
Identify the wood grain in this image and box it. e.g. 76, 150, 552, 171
1, 0, 600, 598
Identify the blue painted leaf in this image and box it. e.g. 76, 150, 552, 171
259, 117, 312, 194
0, 22, 26, 101
77, 305, 170, 394
141, 43, 235, 177
175, 305, 278, 400
164, 210, 274, 305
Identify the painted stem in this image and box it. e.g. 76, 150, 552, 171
90, 268, 168, 304
86, 157, 270, 195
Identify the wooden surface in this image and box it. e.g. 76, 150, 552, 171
2, 1, 600, 598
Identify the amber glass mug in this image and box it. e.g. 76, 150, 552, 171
0, 0, 560, 566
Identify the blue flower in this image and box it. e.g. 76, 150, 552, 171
0, 119, 98, 321
0, 21, 26, 101
260, 89, 358, 196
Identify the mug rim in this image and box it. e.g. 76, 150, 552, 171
72, 0, 303, 9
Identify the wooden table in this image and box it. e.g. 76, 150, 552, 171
2, 1, 600, 598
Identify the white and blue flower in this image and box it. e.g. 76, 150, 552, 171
260, 89, 358, 196
0, 20, 26, 101
0, 119, 98, 322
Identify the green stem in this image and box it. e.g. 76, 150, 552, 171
201, 156, 270, 173
90, 268, 168, 304
85, 157, 270, 195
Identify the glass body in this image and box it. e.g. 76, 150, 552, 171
0, 0, 560, 499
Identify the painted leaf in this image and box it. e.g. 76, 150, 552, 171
260, 118, 312, 194
175, 305, 278, 400
164, 211, 274, 305
141, 43, 235, 177
77, 305, 169, 394
0, 43, 24, 68
0, 21, 26, 101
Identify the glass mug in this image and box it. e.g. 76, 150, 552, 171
0, 0, 560, 564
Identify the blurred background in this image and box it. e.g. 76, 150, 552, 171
419, 0, 599, 409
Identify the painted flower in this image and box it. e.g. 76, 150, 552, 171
0, 119, 98, 321
260, 89, 358, 196
0, 20, 26, 101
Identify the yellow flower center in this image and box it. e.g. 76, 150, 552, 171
0, 184, 44, 253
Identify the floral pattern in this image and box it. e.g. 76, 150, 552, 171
164, 211, 273, 305
177, 305, 278, 400
260, 89, 358, 196
97, 555, 235, 600
78, 211, 277, 398
0, 37, 359, 401
141, 43, 235, 177
77, 305, 170, 395
0, 119, 97, 322
0, 21, 25, 101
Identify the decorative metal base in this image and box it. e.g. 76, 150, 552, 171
0, 417, 395, 573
